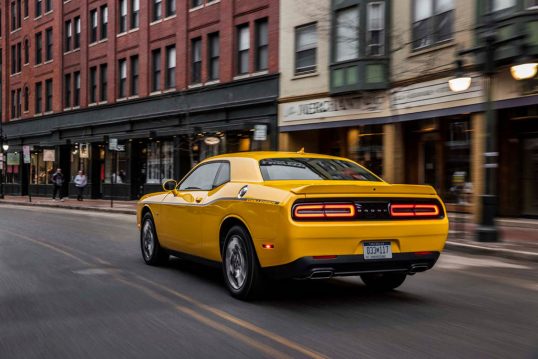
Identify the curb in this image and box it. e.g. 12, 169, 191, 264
0, 200, 136, 215
445, 241, 538, 263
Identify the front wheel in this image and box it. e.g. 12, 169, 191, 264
140, 212, 169, 266
360, 272, 407, 291
222, 225, 264, 300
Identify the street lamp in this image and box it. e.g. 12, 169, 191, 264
448, 28, 536, 242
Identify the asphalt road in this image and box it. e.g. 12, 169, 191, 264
0, 205, 537, 359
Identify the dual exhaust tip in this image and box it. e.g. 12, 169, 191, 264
308, 264, 430, 279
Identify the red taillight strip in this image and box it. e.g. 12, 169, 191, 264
294, 203, 355, 219
390, 204, 440, 217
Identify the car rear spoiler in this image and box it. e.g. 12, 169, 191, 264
290, 184, 438, 196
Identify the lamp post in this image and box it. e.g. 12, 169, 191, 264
449, 24, 537, 242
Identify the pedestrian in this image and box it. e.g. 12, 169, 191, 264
51, 168, 65, 201
74, 170, 88, 201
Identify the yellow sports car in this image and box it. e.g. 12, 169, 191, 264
137, 151, 449, 299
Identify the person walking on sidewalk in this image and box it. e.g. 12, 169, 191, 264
74, 170, 88, 201
51, 168, 65, 201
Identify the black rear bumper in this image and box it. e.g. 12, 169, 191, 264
262, 252, 440, 280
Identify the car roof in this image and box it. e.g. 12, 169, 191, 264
205, 151, 350, 162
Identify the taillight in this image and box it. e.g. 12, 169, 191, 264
293, 203, 355, 220
390, 204, 439, 217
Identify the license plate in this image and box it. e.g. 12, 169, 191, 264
363, 242, 392, 260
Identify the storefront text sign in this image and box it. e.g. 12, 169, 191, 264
43, 149, 55, 162
80, 143, 89, 158
391, 74, 482, 110
253, 125, 268, 141
282, 94, 385, 123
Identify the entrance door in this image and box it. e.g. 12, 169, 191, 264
423, 141, 437, 188
91, 145, 105, 198
522, 138, 538, 216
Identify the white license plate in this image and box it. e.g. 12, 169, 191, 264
363, 242, 392, 260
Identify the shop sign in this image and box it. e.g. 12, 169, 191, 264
7, 153, 20, 166
43, 149, 55, 162
282, 94, 385, 123
253, 125, 268, 141
391, 74, 482, 110
109, 138, 118, 151
80, 143, 90, 158
115, 144, 125, 152
23, 146, 31, 164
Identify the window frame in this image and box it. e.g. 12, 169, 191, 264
118, 58, 127, 98
100, 5, 108, 40
44, 78, 52, 112
208, 32, 220, 81
165, 45, 176, 89
90, 9, 98, 43
191, 38, 202, 84
45, 27, 53, 61
178, 161, 231, 191
294, 22, 317, 74
236, 24, 250, 75
151, 49, 161, 92
411, 0, 454, 51
255, 18, 269, 72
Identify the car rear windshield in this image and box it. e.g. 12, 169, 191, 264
259, 158, 381, 182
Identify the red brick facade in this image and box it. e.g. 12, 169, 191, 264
0, 0, 279, 122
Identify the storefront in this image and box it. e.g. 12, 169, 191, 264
4, 75, 278, 200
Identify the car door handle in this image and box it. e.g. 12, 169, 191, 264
195, 197, 203, 203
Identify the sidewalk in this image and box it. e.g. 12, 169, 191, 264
0, 195, 136, 215
0, 195, 536, 261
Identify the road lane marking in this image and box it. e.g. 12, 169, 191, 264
1, 229, 91, 266
2, 228, 323, 359
133, 274, 328, 359
436, 254, 532, 270
112, 274, 291, 359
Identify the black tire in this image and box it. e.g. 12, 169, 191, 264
140, 212, 169, 266
222, 225, 264, 300
360, 272, 407, 291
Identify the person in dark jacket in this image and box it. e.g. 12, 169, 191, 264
51, 168, 65, 201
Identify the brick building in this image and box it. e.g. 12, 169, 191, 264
0, 0, 279, 199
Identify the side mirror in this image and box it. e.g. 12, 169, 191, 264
162, 179, 178, 192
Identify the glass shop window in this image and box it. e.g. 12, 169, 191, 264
105, 146, 129, 184
146, 140, 174, 184
348, 125, 384, 177
30, 151, 54, 184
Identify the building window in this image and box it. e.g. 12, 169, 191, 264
17, 88, 22, 117
90, 9, 98, 43
64, 73, 71, 108
45, 78, 52, 112
130, 55, 139, 96
191, 0, 202, 8
146, 141, 174, 184
65, 20, 72, 52
165, 45, 176, 89
367, 2, 385, 56
335, 6, 359, 62
44, 0, 51, 12
11, 45, 17, 74
295, 23, 317, 74
74, 71, 80, 106
152, 0, 162, 21
118, 59, 127, 98
412, 0, 454, 50
100, 5, 108, 40
166, 0, 175, 16
493, 0, 516, 11
24, 86, 29, 112
17, 42, 21, 71
35, 81, 42, 113
237, 24, 249, 74
24, 38, 29, 64
131, 0, 139, 29
11, 90, 16, 118
100, 63, 107, 102
89, 66, 97, 103
35, 32, 42, 64
191, 38, 201, 83
255, 19, 268, 71
151, 49, 161, 92
208, 32, 219, 81
35, 0, 42, 18
24, 0, 28, 17
45, 27, 53, 61
74, 17, 81, 49
119, 0, 127, 33
11, 0, 22, 30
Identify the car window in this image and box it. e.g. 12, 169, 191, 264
179, 162, 222, 191
259, 158, 381, 182
213, 162, 230, 188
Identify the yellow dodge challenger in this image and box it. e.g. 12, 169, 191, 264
137, 151, 449, 299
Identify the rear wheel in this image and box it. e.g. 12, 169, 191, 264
222, 225, 263, 300
360, 272, 407, 291
140, 212, 169, 266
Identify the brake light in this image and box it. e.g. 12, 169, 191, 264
390, 204, 439, 217
293, 203, 355, 219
